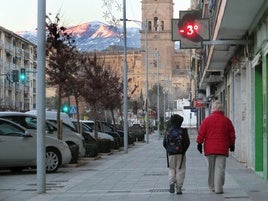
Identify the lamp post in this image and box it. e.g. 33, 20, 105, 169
122, 0, 128, 153
37, 0, 46, 193
163, 88, 167, 130
154, 51, 160, 139
120, 18, 149, 143
144, 20, 149, 144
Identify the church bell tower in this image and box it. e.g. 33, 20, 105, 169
141, 0, 174, 82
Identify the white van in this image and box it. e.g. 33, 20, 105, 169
25, 110, 85, 157
27, 110, 75, 129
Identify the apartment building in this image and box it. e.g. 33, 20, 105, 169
0, 26, 37, 111
194, 0, 268, 179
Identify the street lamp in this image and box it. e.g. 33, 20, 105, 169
144, 20, 149, 144
121, 18, 149, 144
153, 51, 160, 139
122, 0, 128, 153
163, 88, 167, 130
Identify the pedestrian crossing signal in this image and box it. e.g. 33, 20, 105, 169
62, 104, 69, 113
20, 68, 26, 81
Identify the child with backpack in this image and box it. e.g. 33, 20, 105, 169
163, 114, 190, 194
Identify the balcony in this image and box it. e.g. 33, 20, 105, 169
5, 44, 14, 55
199, 0, 265, 89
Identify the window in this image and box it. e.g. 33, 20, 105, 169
160, 21, 164, 31
148, 21, 152, 31
0, 120, 24, 136
154, 17, 158, 31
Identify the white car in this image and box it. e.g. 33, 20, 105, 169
0, 118, 71, 172
0, 112, 86, 159
46, 120, 86, 157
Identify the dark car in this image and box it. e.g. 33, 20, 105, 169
128, 123, 145, 141
98, 121, 135, 146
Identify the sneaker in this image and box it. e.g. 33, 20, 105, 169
169, 184, 175, 193
176, 186, 182, 194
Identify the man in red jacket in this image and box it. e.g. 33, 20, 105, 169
196, 100, 236, 194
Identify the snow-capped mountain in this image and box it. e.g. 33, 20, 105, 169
17, 21, 141, 52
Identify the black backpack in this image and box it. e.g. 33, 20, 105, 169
166, 127, 186, 155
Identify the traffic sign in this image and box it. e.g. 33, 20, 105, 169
69, 106, 77, 114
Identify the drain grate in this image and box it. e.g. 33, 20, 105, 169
225, 196, 250, 199
144, 173, 167, 176
107, 190, 131, 193
79, 168, 98, 171
249, 190, 260, 192
0, 188, 16, 191
149, 189, 169, 192
23, 181, 66, 191
21, 189, 36, 192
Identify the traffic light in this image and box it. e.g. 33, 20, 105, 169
12, 70, 19, 82
20, 68, 26, 81
62, 104, 69, 113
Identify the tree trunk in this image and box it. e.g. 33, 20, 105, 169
57, 85, 62, 140
75, 96, 80, 134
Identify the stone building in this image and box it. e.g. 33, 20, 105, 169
95, 0, 191, 99
65, 0, 192, 119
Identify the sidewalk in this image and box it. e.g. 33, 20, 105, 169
1, 131, 268, 201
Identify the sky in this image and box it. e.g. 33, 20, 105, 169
0, 0, 190, 32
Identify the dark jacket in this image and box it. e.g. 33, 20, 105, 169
163, 126, 190, 155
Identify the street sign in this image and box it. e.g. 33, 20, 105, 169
191, 107, 198, 112
69, 106, 77, 114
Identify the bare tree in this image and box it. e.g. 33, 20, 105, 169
46, 13, 77, 138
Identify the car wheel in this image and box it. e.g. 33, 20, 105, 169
46, 147, 61, 173
68, 144, 79, 164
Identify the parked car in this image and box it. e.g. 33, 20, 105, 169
0, 112, 86, 161
0, 118, 71, 172
71, 119, 97, 143
25, 111, 85, 157
73, 119, 115, 142
98, 121, 135, 146
128, 123, 145, 141
72, 119, 118, 153
26, 110, 76, 129
42, 119, 86, 158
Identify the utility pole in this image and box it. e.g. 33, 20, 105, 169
145, 19, 149, 144
122, 0, 128, 153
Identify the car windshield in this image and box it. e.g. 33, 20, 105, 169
48, 120, 76, 132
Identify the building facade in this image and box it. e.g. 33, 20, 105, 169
194, 0, 268, 180
0, 26, 37, 111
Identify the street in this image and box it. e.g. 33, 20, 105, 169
0, 131, 268, 201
